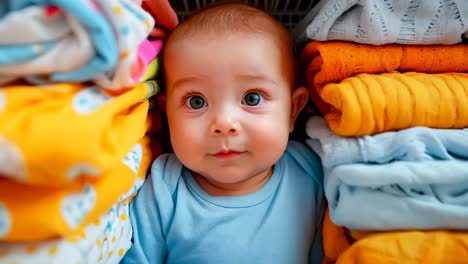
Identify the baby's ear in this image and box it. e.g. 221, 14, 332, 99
289, 86, 309, 132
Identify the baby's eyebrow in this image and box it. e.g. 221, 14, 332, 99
235, 73, 279, 86
170, 76, 205, 90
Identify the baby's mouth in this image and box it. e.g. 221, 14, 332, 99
212, 150, 244, 160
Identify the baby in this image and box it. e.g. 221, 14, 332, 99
122, 2, 324, 263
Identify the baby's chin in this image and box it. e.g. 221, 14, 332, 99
195, 171, 250, 184
189, 166, 273, 195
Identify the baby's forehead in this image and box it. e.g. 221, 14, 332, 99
163, 32, 290, 82
168, 30, 282, 51
168, 28, 287, 53
163, 28, 291, 74
163, 3, 297, 87
164, 3, 292, 51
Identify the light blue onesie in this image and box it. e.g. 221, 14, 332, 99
122, 141, 324, 264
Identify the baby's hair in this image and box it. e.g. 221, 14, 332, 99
163, 1, 298, 88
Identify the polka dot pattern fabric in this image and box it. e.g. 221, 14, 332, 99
0, 0, 155, 91
0, 195, 136, 264
0, 81, 158, 187
0, 137, 152, 242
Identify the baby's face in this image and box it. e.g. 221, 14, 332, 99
164, 33, 294, 189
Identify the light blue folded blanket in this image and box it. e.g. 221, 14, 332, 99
306, 116, 468, 230
306, 116, 468, 169
326, 160, 468, 230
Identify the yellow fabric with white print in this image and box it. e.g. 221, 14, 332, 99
0, 81, 158, 187
0, 183, 138, 264
0, 137, 152, 242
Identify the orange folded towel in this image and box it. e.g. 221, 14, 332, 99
322, 209, 352, 264
301, 41, 468, 89
312, 72, 468, 136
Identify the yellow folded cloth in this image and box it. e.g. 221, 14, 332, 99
337, 230, 468, 264
0, 81, 158, 186
319, 72, 468, 136
0, 138, 152, 242
0, 199, 133, 264
322, 208, 468, 264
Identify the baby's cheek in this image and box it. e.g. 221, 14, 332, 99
170, 127, 204, 157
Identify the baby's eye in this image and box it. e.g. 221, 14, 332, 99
242, 92, 264, 106
186, 95, 206, 109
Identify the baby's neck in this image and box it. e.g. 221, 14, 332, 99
192, 168, 273, 196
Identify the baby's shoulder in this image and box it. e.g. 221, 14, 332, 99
282, 140, 323, 183
148, 153, 185, 194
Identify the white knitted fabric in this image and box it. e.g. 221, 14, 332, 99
294, 0, 468, 45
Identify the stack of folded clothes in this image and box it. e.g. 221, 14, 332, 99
294, 0, 468, 263
0, 0, 177, 263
